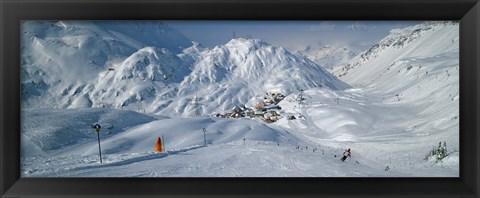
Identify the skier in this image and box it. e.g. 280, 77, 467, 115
341, 148, 351, 161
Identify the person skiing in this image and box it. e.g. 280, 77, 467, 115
341, 148, 351, 161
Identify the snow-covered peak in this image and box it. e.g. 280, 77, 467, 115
333, 21, 459, 85
79, 46, 191, 109
182, 41, 207, 54
21, 21, 193, 109
165, 38, 349, 116
178, 41, 208, 65
182, 37, 347, 91
21, 20, 192, 85
94, 21, 192, 54
223, 38, 270, 52
296, 43, 359, 69
21, 21, 349, 116
107, 47, 188, 83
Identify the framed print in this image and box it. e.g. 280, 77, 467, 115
1, 0, 479, 197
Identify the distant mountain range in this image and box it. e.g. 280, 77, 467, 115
21, 21, 348, 116
21, 21, 458, 117
295, 43, 359, 69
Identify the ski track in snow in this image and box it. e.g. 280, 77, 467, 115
22, 144, 206, 177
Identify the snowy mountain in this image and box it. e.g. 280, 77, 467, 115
168, 38, 349, 116
332, 21, 459, 85
177, 41, 208, 64
21, 22, 349, 116
21, 21, 193, 108
94, 21, 193, 54
20, 21, 458, 177
319, 21, 459, 173
295, 43, 359, 69
85, 46, 190, 109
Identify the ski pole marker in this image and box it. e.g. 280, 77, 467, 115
92, 124, 102, 163
93, 124, 101, 132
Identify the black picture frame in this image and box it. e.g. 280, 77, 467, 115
1, 0, 479, 197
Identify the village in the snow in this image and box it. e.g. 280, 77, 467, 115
211, 91, 287, 121
20, 21, 458, 177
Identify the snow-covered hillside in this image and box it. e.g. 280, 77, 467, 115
83, 46, 191, 110
20, 21, 458, 177
332, 21, 459, 85
21, 108, 157, 158
21, 21, 192, 109
330, 22, 459, 146
21, 103, 458, 177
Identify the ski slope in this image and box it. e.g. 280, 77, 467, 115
21, 82, 458, 177
20, 21, 459, 177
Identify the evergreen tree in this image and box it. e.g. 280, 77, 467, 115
435, 141, 448, 162
426, 141, 448, 162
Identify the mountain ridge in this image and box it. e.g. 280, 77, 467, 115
332, 21, 459, 85
21, 22, 348, 116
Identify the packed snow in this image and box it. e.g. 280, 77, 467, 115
20, 21, 459, 177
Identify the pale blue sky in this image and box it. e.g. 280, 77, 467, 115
164, 21, 422, 51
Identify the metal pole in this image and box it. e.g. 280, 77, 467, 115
203, 128, 206, 146
97, 131, 102, 163
162, 135, 165, 151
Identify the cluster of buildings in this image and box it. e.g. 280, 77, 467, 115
213, 92, 286, 123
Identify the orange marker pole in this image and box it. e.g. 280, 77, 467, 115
154, 137, 163, 153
